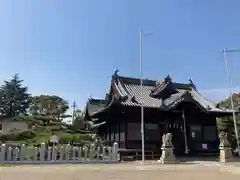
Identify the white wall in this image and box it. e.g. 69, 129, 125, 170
0, 120, 29, 134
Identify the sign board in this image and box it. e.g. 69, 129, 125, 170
202, 143, 208, 150
50, 135, 59, 144
191, 132, 196, 138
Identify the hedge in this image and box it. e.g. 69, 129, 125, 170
59, 133, 93, 144
0, 130, 36, 142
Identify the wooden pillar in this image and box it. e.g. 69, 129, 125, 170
118, 122, 120, 142
108, 125, 111, 142
124, 121, 127, 149
182, 109, 189, 154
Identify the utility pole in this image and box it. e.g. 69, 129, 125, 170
222, 46, 240, 155
72, 100, 76, 124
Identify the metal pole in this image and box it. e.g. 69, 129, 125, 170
72, 100, 76, 124
140, 28, 145, 163
223, 46, 240, 155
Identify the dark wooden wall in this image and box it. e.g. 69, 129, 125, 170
97, 104, 220, 155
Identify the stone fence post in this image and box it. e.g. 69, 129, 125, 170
0, 144, 6, 161
112, 142, 119, 161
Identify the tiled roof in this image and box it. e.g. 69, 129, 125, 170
85, 99, 106, 116
112, 75, 231, 113
150, 74, 173, 98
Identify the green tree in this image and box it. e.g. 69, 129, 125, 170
29, 95, 71, 125
0, 74, 31, 117
72, 109, 86, 130
218, 93, 240, 148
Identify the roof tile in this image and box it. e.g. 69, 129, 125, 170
113, 75, 230, 112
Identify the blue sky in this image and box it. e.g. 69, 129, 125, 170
0, 0, 240, 112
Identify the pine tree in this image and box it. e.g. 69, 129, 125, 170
218, 93, 240, 148
0, 74, 31, 117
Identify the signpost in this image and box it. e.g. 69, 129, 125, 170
50, 135, 59, 144
50, 134, 58, 161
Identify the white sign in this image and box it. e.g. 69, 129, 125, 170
202, 143, 208, 150
50, 135, 58, 143
191, 132, 196, 138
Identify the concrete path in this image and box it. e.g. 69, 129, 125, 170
0, 161, 240, 180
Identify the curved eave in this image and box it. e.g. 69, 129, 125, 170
150, 81, 170, 97
90, 96, 116, 118
87, 76, 128, 119
83, 105, 90, 121
161, 93, 229, 114
113, 77, 130, 99
90, 121, 106, 129
208, 110, 237, 117
162, 94, 206, 113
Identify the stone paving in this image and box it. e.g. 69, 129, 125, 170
0, 162, 240, 180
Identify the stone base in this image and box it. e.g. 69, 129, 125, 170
157, 147, 178, 164
219, 147, 234, 163
219, 158, 235, 163
157, 159, 179, 164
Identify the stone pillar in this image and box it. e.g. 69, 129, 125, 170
219, 133, 234, 163
7, 147, 12, 161
72, 147, 77, 160
83, 146, 88, 160
112, 142, 119, 161
34, 147, 38, 161
65, 144, 70, 161
157, 133, 177, 164
0, 144, 6, 161
59, 146, 64, 161
40, 143, 45, 161
47, 147, 52, 161
13, 147, 19, 161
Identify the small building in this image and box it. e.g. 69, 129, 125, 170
0, 116, 30, 134
84, 73, 233, 157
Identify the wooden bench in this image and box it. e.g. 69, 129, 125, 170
118, 148, 161, 161
134, 151, 154, 160
121, 155, 135, 161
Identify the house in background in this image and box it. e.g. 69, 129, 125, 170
84, 72, 233, 158
0, 116, 30, 134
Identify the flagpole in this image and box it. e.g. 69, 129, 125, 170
140, 28, 145, 163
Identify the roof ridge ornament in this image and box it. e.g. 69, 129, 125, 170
207, 105, 212, 111
166, 74, 172, 81
88, 94, 93, 100
130, 95, 138, 103
114, 68, 119, 76
188, 78, 197, 90
155, 74, 172, 86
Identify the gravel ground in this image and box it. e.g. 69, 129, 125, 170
0, 162, 240, 180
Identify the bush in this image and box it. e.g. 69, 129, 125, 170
59, 133, 93, 144
59, 134, 73, 144
0, 130, 36, 142
19, 130, 36, 139
49, 125, 61, 132
78, 134, 93, 142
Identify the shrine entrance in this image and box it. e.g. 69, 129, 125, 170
178, 103, 219, 156
161, 122, 186, 156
